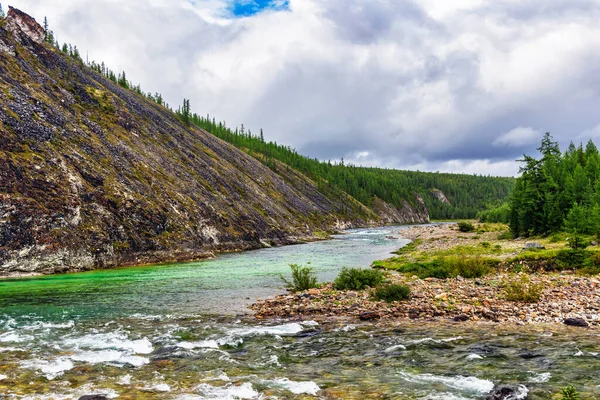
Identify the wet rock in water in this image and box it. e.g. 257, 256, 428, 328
79, 396, 108, 400
453, 314, 469, 322
470, 344, 504, 358
486, 385, 529, 399
518, 350, 543, 359
150, 346, 205, 361
564, 318, 589, 327
359, 311, 381, 321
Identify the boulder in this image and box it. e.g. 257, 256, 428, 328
564, 318, 589, 328
523, 242, 544, 250
358, 311, 380, 321
78, 396, 109, 400
487, 385, 528, 399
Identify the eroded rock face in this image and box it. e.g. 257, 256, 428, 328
371, 195, 430, 225
5, 6, 46, 44
0, 8, 378, 276
430, 188, 451, 205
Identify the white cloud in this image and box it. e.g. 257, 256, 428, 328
493, 127, 540, 148
8, 0, 600, 176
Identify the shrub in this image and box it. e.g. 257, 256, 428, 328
560, 385, 581, 400
372, 284, 411, 302
557, 249, 590, 269
280, 264, 319, 292
497, 231, 513, 240
334, 267, 385, 290
457, 222, 475, 232
503, 274, 542, 303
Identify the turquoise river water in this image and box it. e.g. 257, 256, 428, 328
0, 226, 599, 399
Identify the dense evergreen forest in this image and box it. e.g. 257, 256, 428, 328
507, 133, 600, 237
187, 114, 515, 219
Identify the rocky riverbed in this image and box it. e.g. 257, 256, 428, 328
252, 224, 600, 328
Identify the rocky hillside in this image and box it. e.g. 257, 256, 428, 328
0, 7, 404, 276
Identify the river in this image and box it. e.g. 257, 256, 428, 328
0, 226, 598, 399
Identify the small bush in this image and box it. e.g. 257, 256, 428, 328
503, 274, 542, 303
334, 267, 385, 290
280, 264, 319, 292
372, 284, 411, 302
479, 241, 491, 248
559, 385, 581, 400
457, 222, 475, 232
497, 231, 513, 240
557, 249, 590, 269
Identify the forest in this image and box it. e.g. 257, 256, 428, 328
507, 133, 600, 237
187, 113, 515, 220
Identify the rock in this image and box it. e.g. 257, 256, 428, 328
518, 350, 542, 359
359, 311, 380, 321
523, 242, 544, 250
79, 396, 109, 400
564, 318, 589, 327
5, 6, 46, 44
453, 315, 469, 322
486, 385, 529, 400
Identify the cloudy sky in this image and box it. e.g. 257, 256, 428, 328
8, 0, 600, 176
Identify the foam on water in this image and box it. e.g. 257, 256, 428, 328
0, 346, 19, 352
423, 393, 472, 400
529, 372, 551, 383
21, 320, 75, 330
71, 350, 149, 367
227, 322, 307, 337
20, 357, 74, 380
118, 374, 132, 385
399, 372, 495, 394
0, 331, 34, 343
409, 336, 463, 345
466, 353, 484, 360
384, 344, 407, 353
263, 378, 321, 395
63, 331, 153, 354
194, 382, 260, 399
0, 374, 7, 380
178, 340, 220, 350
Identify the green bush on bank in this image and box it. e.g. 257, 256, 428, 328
280, 264, 319, 292
503, 274, 542, 303
334, 267, 385, 290
372, 284, 411, 302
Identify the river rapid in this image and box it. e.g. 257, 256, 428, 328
0, 226, 599, 399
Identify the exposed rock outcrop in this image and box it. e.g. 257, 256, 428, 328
371, 195, 430, 225
0, 8, 379, 276
5, 6, 46, 44
430, 188, 450, 205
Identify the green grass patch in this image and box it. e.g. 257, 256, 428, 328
390, 256, 500, 279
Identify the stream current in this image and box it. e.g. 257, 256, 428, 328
0, 226, 599, 399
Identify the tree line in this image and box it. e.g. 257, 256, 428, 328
507, 133, 600, 237
186, 113, 515, 220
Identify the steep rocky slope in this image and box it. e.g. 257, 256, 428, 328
0, 8, 390, 276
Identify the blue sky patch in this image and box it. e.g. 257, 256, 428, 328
230, 0, 290, 17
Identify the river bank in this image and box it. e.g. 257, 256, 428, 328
251, 224, 600, 328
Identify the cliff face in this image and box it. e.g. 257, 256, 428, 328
371, 195, 430, 225
0, 9, 379, 276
